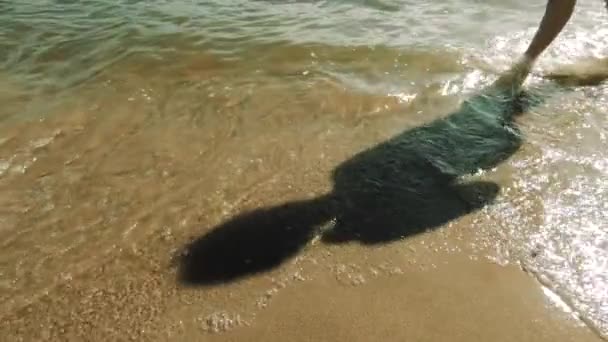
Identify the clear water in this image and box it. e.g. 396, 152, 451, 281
0, 0, 607, 338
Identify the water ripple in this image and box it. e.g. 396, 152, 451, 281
1, 0, 608, 338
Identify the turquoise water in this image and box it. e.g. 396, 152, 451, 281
1, 1, 606, 95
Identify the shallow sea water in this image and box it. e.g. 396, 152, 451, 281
0, 0, 607, 339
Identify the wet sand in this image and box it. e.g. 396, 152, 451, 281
1, 49, 606, 341
1, 234, 603, 342
204, 258, 599, 342
3, 0, 608, 334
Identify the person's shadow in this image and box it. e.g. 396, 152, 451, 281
177, 84, 551, 286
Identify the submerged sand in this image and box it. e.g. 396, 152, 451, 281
1, 47, 607, 341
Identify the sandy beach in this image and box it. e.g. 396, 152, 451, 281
2, 1, 608, 340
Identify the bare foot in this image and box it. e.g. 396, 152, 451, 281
489, 56, 534, 95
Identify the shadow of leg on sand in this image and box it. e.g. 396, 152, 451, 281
178, 86, 551, 286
